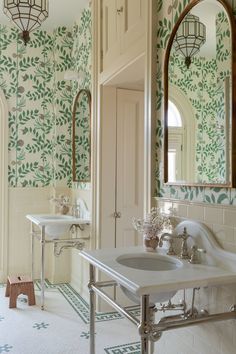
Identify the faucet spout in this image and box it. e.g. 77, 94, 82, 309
159, 232, 172, 247
159, 232, 178, 255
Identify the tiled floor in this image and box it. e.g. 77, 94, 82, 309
0, 281, 140, 354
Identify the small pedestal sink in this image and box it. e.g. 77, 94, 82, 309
26, 213, 90, 310
26, 214, 90, 239
38, 215, 77, 238
80, 222, 236, 354
116, 253, 183, 304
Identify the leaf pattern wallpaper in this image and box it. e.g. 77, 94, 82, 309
156, 0, 236, 205
3, 0, 235, 205
74, 92, 91, 182
0, 6, 91, 189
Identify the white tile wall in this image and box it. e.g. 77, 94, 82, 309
7, 187, 72, 283
8, 187, 51, 278
70, 188, 92, 300
188, 204, 204, 221
155, 198, 236, 354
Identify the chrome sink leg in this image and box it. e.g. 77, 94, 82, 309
139, 295, 150, 354
89, 264, 96, 354
41, 225, 45, 310
31, 221, 34, 281
149, 305, 156, 354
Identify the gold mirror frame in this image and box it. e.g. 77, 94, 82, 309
72, 89, 91, 182
163, 0, 236, 187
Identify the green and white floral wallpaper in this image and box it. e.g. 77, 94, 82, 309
156, 0, 236, 205
74, 91, 91, 182
0, 25, 73, 187
0, 5, 92, 189
71, 8, 92, 94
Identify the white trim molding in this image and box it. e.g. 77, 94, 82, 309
0, 89, 8, 282
91, 0, 100, 250
145, 0, 156, 213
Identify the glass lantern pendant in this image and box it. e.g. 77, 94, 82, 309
173, 13, 206, 68
3, 0, 49, 45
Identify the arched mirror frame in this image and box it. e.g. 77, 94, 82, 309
164, 0, 236, 187
72, 89, 91, 182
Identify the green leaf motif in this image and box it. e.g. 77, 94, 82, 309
1, 7, 92, 188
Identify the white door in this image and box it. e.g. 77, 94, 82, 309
102, 0, 145, 72
100, 87, 144, 308
115, 89, 144, 248
102, 0, 121, 71
120, 0, 145, 54
115, 89, 144, 305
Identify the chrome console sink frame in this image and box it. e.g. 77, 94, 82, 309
26, 214, 90, 310
81, 220, 236, 354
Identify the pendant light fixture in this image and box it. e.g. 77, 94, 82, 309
3, 0, 49, 45
173, 13, 206, 68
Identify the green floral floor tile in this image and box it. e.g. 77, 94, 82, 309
35, 279, 140, 324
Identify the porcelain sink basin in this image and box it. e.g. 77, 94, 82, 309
41, 215, 75, 238
40, 215, 73, 220
116, 253, 182, 271
26, 214, 90, 239
116, 253, 183, 304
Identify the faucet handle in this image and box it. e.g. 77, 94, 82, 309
178, 227, 191, 259
178, 227, 189, 240
189, 245, 206, 264
166, 238, 176, 256
72, 204, 80, 218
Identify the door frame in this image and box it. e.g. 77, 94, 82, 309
0, 89, 9, 282
92, 0, 154, 250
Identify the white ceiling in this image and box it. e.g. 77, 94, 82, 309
0, 0, 89, 29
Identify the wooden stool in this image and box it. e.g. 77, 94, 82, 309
5, 275, 36, 308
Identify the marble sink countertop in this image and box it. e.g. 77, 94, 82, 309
80, 246, 236, 297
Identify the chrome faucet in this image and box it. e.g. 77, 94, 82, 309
159, 227, 191, 259
159, 232, 179, 255
72, 204, 80, 218
189, 245, 206, 264
178, 227, 190, 259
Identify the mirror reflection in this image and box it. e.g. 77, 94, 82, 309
72, 89, 91, 182
165, 0, 232, 185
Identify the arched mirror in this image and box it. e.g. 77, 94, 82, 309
164, 0, 236, 187
72, 89, 91, 182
